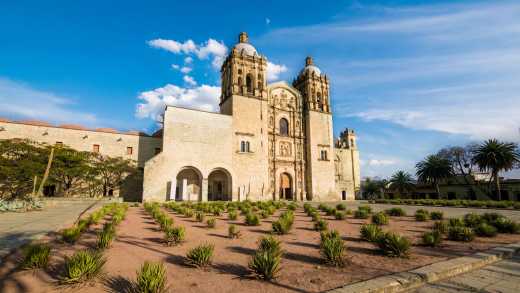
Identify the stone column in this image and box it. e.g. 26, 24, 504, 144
182, 179, 188, 201
168, 180, 177, 201
201, 178, 208, 202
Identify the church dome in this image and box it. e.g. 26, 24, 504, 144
301, 56, 321, 76
233, 32, 258, 56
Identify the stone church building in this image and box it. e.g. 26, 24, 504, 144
0, 32, 360, 202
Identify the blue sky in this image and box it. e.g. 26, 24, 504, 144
1, 0, 519, 178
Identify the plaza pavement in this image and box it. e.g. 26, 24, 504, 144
0, 199, 104, 263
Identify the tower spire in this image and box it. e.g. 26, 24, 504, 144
238, 32, 249, 43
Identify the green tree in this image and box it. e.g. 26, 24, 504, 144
416, 155, 453, 198
362, 178, 387, 200
50, 146, 91, 197
91, 155, 136, 196
389, 171, 415, 198
471, 139, 520, 201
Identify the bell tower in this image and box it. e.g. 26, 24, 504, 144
292, 56, 330, 113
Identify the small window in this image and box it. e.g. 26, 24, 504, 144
238, 69, 242, 74
246, 74, 253, 93
93, 144, 100, 153
127, 146, 133, 155
320, 150, 328, 160
154, 147, 161, 155
55, 141, 63, 147
246, 141, 250, 152
241, 141, 246, 152
279, 118, 289, 136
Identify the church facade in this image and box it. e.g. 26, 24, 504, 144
142, 32, 360, 202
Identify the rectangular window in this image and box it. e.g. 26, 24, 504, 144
93, 144, 100, 153
320, 150, 328, 160
240, 141, 250, 153
55, 141, 63, 146
154, 147, 161, 155
127, 146, 133, 155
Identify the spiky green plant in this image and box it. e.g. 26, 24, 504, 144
245, 213, 260, 226
334, 211, 346, 220
463, 213, 482, 227
421, 230, 442, 247
186, 243, 214, 267
475, 223, 498, 237
371, 212, 389, 225
97, 222, 116, 249
320, 230, 346, 267
376, 232, 411, 257
415, 210, 430, 221
336, 203, 346, 211
314, 219, 328, 231
385, 207, 406, 217
430, 211, 444, 220
195, 212, 205, 223
228, 210, 238, 220
354, 209, 369, 219
164, 226, 186, 246
249, 246, 282, 280
433, 221, 449, 234
228, 224, 241, 239
60, 250, 106, 284
258, 235, 282, 257
20, 243, 51, 269
448, 226, 475, 242
62, 226, 81, 244
206, 217, 217, 228
360, 224, 382, 242
136, 261, 167, 293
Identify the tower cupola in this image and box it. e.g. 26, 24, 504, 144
292, 56, 330, 113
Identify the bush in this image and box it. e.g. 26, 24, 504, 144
228, 211, 238, 220
492, 217, 520, 234
334, 211, 346, 220
249, 236, 282, 280
354, 209, 369, 219
448, 226, 475, 242
475, 223, 498, 237
97, 222, 116, 249
206, 218, 217, 228
433, 221, 449, 234
136, 261, 167, 293
21, 244, 51, 269
157, 215, 173, 231
184, 209, 194, 218
422, 230, 442, 247
196, 212, 205, 223
259, 210, 270, 219
287, 203, 298, 211
336, 203, 346, 211
164, 226, 185, 246
376, 232, 411, 257
463, 213, 482, 227
77, 218, 91, 232
228, 224, 241, 239
371, 212, 389, 226
385, 208, 406, 217
358, 205, 372, 214
186, 243, 214, 267
360, 224, 383, 242
311, 212, 321, 222
415, 210, 430, 221
62, 226, 81, 244
326, 208, 337, 216
314, 219, 329, 231
320, 230, 345, 267
60, 250, 106, 284
430, 211, 444, 220
245, 213, 260, 226
272, 217, 292, 235
449, 217, 466, 227
259, 236, 283, 256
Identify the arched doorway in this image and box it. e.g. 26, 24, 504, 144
208, 169, 232, 201
176, 167, 202, 201
279, 173, 293, 200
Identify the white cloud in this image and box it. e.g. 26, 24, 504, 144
196, 39, 228, 69
266, 62, 288, 81
183, 75, 197, 86
265, 18, 271, 25
136, 84, 220, 121
147, 39, 197, 54
180, 66, 192, 74
171, 64, 180, 70
184, 57, 193, 64
0, 77, 98, 125
367, 159, 398, 166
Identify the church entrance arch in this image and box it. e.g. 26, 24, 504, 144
279, 173, 293, 200
208, 168, 232, 201
175, 167, 202, 201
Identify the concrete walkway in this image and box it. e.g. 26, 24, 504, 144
414, 255, 520, 293
0, 200, 103, 262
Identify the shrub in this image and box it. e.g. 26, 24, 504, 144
314, 219, 328, 231
245, 213, 260, 226
430, 211, 444, 220
62, 226, 81, 244
77, 218, 91, 232
258, 236, 282, 256
463, 213, 482, 227
206, 218, 217, 228
196, 212, 205, 222
97, 222, 116, 249
448, 226, 475, 242
164, 226, 185, 246
336, 203, 346, 211
358, 205, 372, 214
21, 244, 51, 269
320, 231, 346, 267
228, 224, 241, 239
354, 209, 369, 219
311, 212, 321, 222
249, 236, 282, 280
326, 208, 337, 216
334, 211, 346, 220
492, 217, 520, 234
228, 211, 238, 220
371, 212, 389, 225
184, 209, 194, 218
421, 230, 442, 247
212, 208, 222, 216
385, 208, 406, 217
475, 223, 498, 237
60, 250, 106, 284
157, 215, 173, 231
136, 261, 167, 293
186, 243, 214, 267
415, 210, 430, 221
449, 217, 466, 227
376, 232, 411, 257
433, 221, 449, 234
287, 203, 298, 211
272, 218, 292, 234
360, 224, 383, 242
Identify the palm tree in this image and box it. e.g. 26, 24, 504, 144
389, 171, 415, 198
362, 178, 387, 200
416, 155, 453, 198
471, 139, 520, 201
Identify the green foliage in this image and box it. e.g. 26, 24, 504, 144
245, 213, 260, 226
186, 243, 214, 267
326, 207, 337, 216
492, 217, 520, 234
60, 250, 106, 284
389, 170, 415, 196
272, 211, 294, 235
371, 212, 389, 225
430, 211, 444, 220
320, 230, 346, 267
287, 203, 298, 211
259, 210, 270, 219
97, 222, 115, 249
228, 224, 241, 239
421, 230, 442, 247
314, 219, 328, 231
21, 244, 51, 269
449, 217, 466, 227
354, 209, 369, 219
376, 232, 411, 257
448, 226, 475, 242
463, 213, 482, 227
157, 215, 173, 231
415, 154, 453, 196
336, 203, 346, 210
360, 224, 383, 242
475, 223, 498, 237
196, 212, 205, 223
358, 205, 372, 214
249, 236, 282, 280
311, 212, 321, 222
258, 236, 282, 256
433, 221, 449, 234
228, 210, 238, 220
164, 226, 185, 246
62, 226, 81, 244
136, 261, 167, 293
415, 210, 430, 221
385, 208, 406, 217
334, 211, 346, 220
206, 217, 217, 228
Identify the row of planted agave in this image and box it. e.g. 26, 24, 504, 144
19, 203, 128, 283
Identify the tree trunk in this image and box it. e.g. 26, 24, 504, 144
435, 182, 441, 199
495, 171, 501, 201
37, 147, 54, 197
